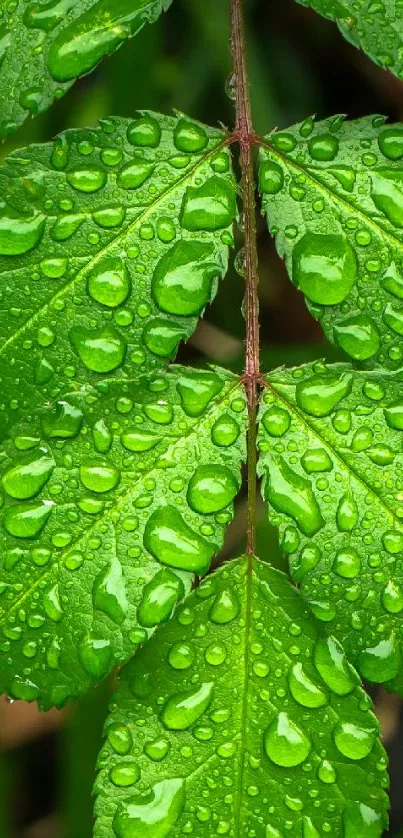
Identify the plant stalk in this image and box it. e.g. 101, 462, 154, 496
231, 0, 260, 557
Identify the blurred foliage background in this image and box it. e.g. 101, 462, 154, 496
1, 0, 403, 835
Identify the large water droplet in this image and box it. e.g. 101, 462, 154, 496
121, 429, 161, 452
211, 414, 240, 447
3, 501, 53, 538
292, 233, 357, 304
174, 119, 208, 153
117, 160, 155, 189
333, 548, 361, 578
24, 0, 76, 32
308, 133, 339, 161
344, 802, 386, 838
152, 241, 220, 316
288, 662, 328, 708
209, 587, 239, 624
113, 778, 185, 838
80, 459, 120, 493
379, 128, 403, 160
259, 160, 284, 194
314, 636, 358, 695
264, 455, 324, 536
143, 506, 214, 573
161, 682, 213, 730
181, 176, 236, 231
142, 318, 187, 358
138, 569, 184, 627
107, 722, 133, 755
177, 369, 223, 417
333, 721, 375, 760
371, 169, 403, 227
336, 492, 359, 531
296, 372, 352, 417
0, 206, 45, 255
384, 401, 403, 430
264, 712, 311, 767
79, 636, 112, 679
88, 256, 130, 307
70, 325, 126, 372
42, 400, 83, 439
357, 635, 401, 683
93, 557, 128, 624
382, 580, 403, 614
2, 451, 55, 499
334, 314, 380, 360
127, 115, 161, 148
187, 465, 238, 514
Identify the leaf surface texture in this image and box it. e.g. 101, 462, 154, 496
0, 365, 246, 708
0, 0, 173, 136
94, 557, 389, 837
259, 115, 403, 369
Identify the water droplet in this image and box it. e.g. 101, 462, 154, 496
264, 455, 324, 536
0, 207, 45, 255
80, 459, 120, 493
121, 429, 161, 453
10, 676, 40, 702
371, 169, 403, 227
318, 759, 336, 784
382, 581, 403, 613
4, 500, 53, 538
333, 721, 375, 760
174, 119, 208, 153
88, 257, 130, 307
333, 549, 361, 578
93, 557, 128, 624
168, 642, 195, 669
113, 778, 185, 838
336, 493, 359, 531
357, 635, 401, 682
296, 372, 352, 417
177, 369, 223, 417
144, 506, 214, 573
264, 712, 311, 767
152, 240, 220, 316
288, 662, 328, 708
302, 818, 320, 838
378, 128, 403, 160
143, 318, 187, 358
211, 414, 240, 447
292, 233, 357, 304
161, 682, 213, 730
344, 802, 386, 838
301, 448, 332, 474
67, 168, 107, 193
117, 160, 155, 189
308, 133, 339, 161
2, 450, 55, 499
144, 738, 170, 762
70, 325, 126, 372
79, 636, 112, 679
384, 401, 403, 430
43, 583, 63, 622
107, 723, 133, 755
314, 636, 358, 695
181, 176, 236, 231
259, 160, 284, 194
209, 587, 239, 624
187, 465, 238, 514
334, 314, 380, 360
42, 400, 83, 439
127, 116, 161, 148
110, 763, 140, 788
262, 406, 290, 437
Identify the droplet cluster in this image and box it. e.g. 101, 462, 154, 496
259, 359, 403, 692
260, 114, 403, 369
94, 558, 389, 837
0, 111, 235, 435
0, 0, 175, 136
0, 366, 246, 708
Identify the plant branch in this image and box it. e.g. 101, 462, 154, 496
231, 0, 261, 558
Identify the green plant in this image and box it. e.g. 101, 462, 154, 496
1, 0, 403, 834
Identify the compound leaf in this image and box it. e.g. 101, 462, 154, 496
259, 114, 403, 371
94, 556, 389, 838
0, 111, 236, 437
295, 0, 403, 80
0, 365, 246, 708
259, 360, 403, 693
0, 1, 173, 138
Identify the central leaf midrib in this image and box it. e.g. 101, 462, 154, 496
0, 136, 227, 358
0, 374, 242, 625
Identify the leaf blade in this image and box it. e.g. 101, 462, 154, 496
259, 361, 403, 692
295, 0, 403, 79
0, 111, 236, 436
0, 365, 246, 708
94, 557, 389, 837
0, 0, 173, 137
259, 114, 403, 370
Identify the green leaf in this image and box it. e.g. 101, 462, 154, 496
0, 111, 236, 437
295, 0, 403, 79
259, 360, 403, 693
259, 114, 403, 370
94, 556, 389, 838
0, 1, 174, 138
0, 365, 246, 708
